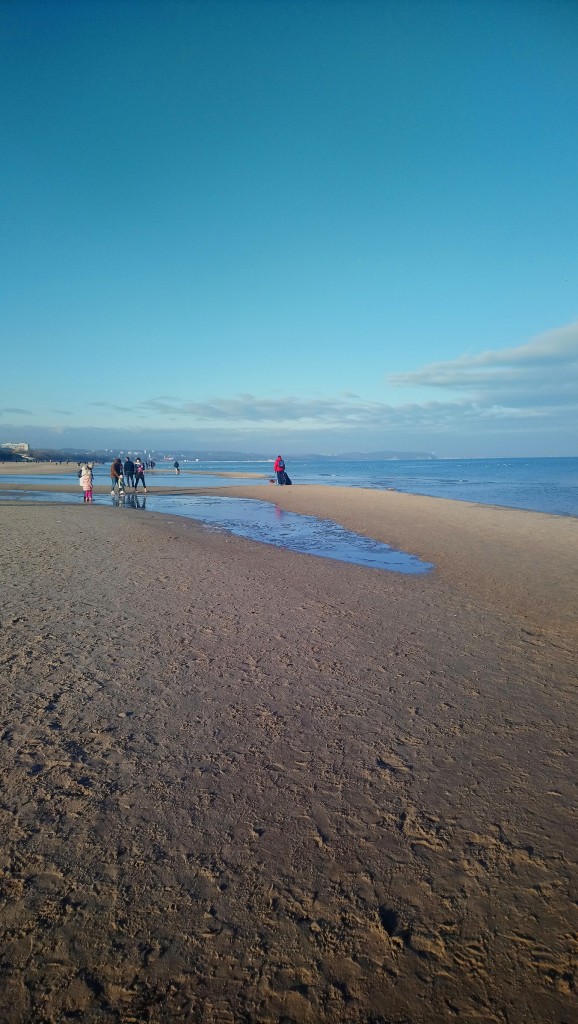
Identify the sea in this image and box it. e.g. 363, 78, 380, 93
1, 456, 576, 517
174, 456, 578, 518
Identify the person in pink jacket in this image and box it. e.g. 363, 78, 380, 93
80, 464, 93, 503
274, 455, 285, 485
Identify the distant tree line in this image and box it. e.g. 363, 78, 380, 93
0, 449, 105, 464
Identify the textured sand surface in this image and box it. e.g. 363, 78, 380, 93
0, 494, 576, 1023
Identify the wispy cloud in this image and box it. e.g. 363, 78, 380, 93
50, 409, 73, 416
133, 317, 578, 435
0, 407, 31, 415
58, 321, 576, 449
137, 394, 400, 427
133, 393, 560, 439
387, 322, 578, 409
87, 401, 133, 413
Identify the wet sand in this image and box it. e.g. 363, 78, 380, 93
0, 462, 266, 481
0, 491, 576, 1022
0, 462, 80, 474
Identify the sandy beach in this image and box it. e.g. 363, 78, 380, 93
0, 462, 267, 480
0, 489, 576, 1023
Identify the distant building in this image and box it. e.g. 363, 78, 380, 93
1, 441, 30, 453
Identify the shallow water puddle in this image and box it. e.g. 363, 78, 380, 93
0, 491, 433, 574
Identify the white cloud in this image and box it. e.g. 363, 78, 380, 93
387, 322, 578, 404
137, 394, 391, 428
23, 321, 571, 454
129, 323, 577, 439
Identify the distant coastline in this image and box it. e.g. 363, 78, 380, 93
1, 445, 437, 464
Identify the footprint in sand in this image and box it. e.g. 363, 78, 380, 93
375, 752, 413, 776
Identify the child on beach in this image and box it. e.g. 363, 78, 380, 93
80, 464, 93, 503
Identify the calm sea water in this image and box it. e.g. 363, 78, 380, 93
2, 456, 576, 517
177, 456, 578, 517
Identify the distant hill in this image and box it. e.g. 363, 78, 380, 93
145, 449, 438, 462
294, 451, 436, 462
142, 449, 437, 462
18, 447, 436, 463
26, 449, 106, 464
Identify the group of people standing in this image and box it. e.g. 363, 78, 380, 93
78, 457, 148, 502
111, 457, 147, 494
81, 453, 291, 501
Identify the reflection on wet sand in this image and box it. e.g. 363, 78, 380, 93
112, 494, 147, 510
0, 489, 432, 574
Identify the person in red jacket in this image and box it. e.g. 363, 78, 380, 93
274, 455, 286, 485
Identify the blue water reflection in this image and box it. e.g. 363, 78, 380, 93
0, 490, 432, 574
122, 493, 432, 574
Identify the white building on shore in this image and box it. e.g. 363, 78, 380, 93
1, 441, 30, 453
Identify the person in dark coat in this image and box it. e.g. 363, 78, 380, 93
134, 458, 147, 492
124, 457, 135, 488
110, 457, 124, 494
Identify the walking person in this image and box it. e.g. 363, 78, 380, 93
174, 460, 180, 474
134, 458, 147, 492
110, 457, 124, 495
124, 456, 135, 489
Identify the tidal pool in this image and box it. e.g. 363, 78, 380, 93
0, 491, 434, 575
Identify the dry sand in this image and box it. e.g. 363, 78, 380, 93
0, 489, 576, 1023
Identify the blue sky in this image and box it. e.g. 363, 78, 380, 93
2, 0, 577, 457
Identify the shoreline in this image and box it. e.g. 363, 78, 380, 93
1, 493, 576, 1021
1, 482, 577, 634
0, 461, 267, 480
1, 458, 575, 519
